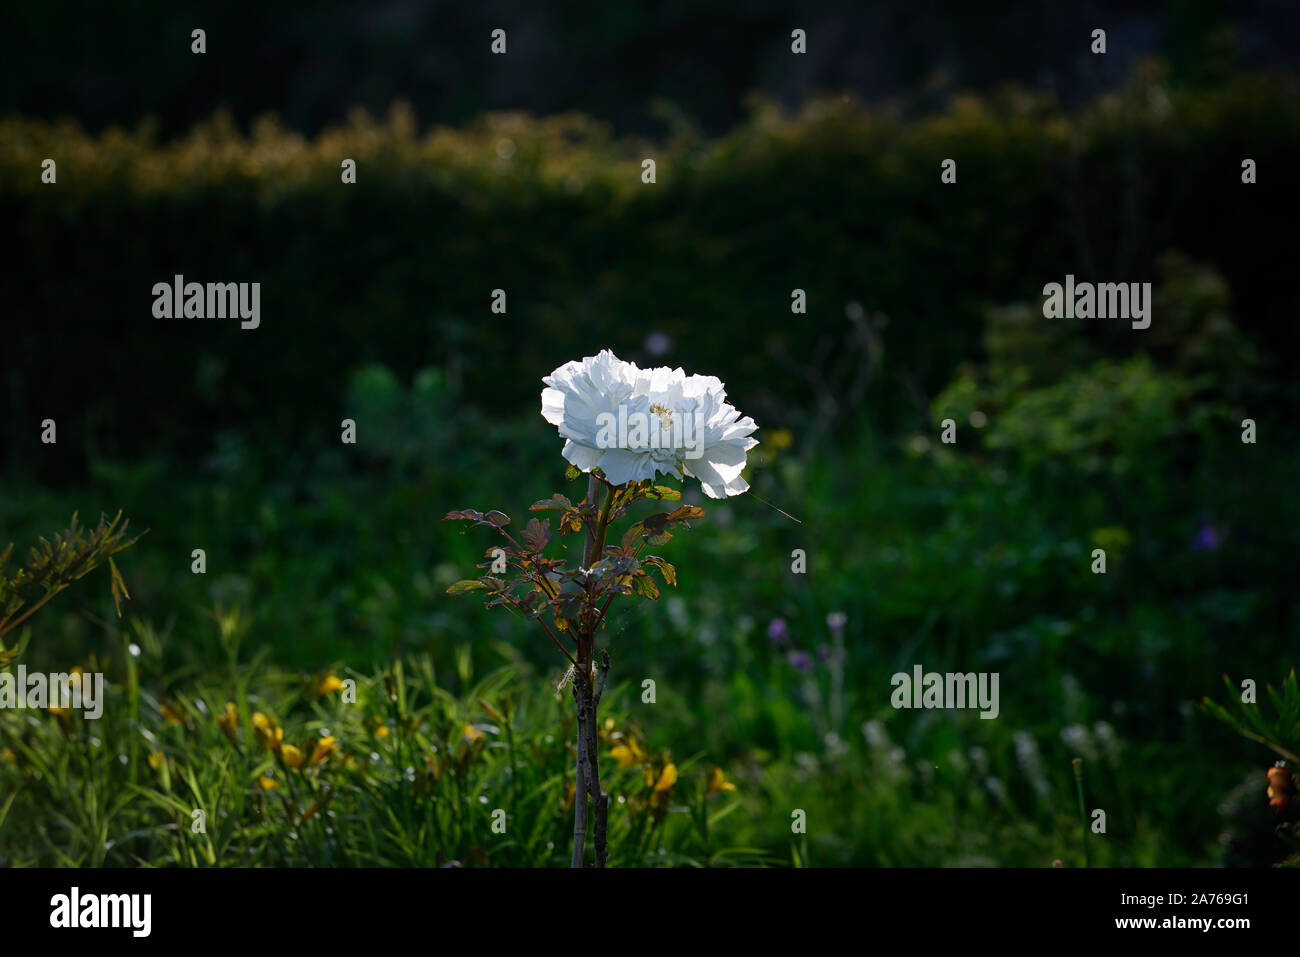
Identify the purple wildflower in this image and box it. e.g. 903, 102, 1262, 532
1193, 516, 1221, 552
644, 332, 673, 357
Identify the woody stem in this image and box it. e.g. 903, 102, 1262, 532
570, 476, 617, 868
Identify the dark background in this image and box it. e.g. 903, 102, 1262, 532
5, 0, 1300, 479
7, 0, 1299, 137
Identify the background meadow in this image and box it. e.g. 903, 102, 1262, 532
2, 2, 1298, 866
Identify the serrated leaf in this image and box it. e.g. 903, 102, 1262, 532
522, 518, 552, 551
642, 556, 677, 587
565, 464, 582, 481
484, 510, 511, 527
529, 494, 572, 512
630, 570, 660, 600
649, 485, 682, 501
668, 506, 704, 521
446, 580, 488, 595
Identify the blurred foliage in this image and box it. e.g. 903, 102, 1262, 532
3, 62, 1298, 478
932, 253, 1258, 483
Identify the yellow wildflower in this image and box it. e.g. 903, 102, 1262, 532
313, 673, 345, 697
310, 736, 336, 767
258, 773, 278, 791
610, 744, 640, 770
160, 702, 185, 725
281, 744, 304, 769
648, 762, 678, 792
147, 750, 165, 770
707, 766, 737, 794
216, 702, 239, 744
462, 723, 485, 745
252, 712, 283, 754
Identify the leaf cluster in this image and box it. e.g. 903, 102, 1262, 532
443, 477, 701, 658
0, 511, 145, 664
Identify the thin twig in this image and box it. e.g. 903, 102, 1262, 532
538, 617, 576, 666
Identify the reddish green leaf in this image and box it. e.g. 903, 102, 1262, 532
446, 579, 487, 595
641, 555, 677, 587
529, 494, 572, 512
668, 506, 704, 521
620, 521, 646, 550
630, 570, 660, 600
522, 518, 552, 551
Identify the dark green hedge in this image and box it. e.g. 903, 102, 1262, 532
3, 63, 1296, 478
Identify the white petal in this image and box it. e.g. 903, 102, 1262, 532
562, 441, 603, 471
597, 448, 656, 486
541, 387, 568, 425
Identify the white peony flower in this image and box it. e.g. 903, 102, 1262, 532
540, 349, 759, 498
